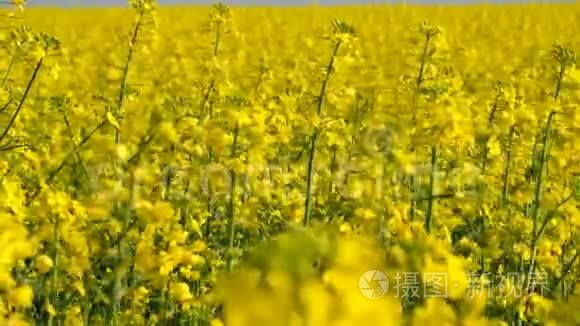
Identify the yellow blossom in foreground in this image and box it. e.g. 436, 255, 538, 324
35, 255, 54, 274
8, 285, 33, 308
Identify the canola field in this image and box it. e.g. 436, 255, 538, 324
1, 1, 579, 325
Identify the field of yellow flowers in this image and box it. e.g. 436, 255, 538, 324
0, 0, 579, 325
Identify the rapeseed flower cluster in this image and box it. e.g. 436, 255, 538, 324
0, 1, 578, 325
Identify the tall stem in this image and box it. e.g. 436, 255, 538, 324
48, 214, 60, 326
410, 33, 432, 220
115, 14, 142, 144
531, 112, 555, 238
1, 46, 19, 87
226, 122, 239, 272
304, 41, 341, 227
424, 145, 437, 233
213, 22, 221, 57
481, 95, 500, 175
524, 111, 556, 290
554, 64, 565, 101
501, 126, 515, 205
0, 56, 43, 145
203, 23, 222, 234
413, 33, 431, 104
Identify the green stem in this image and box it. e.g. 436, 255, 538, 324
554, 64, 565, 101
481, 95, 500, 175
199, 81, 215, 121
410, 34, 432, 219
0, 97, 13, 113
47, 118, 107, 183
226, 122, 239, 272
61, 108, 90, 185
531, 112, 555, 236
203, 112, 215, 238
0, 56, 43, 145
26, 117, 108, 206
213, 22, 222, 57
196, 15, 224, 233
48, 214, 60, 326
501, 126, 515, 206
303, 40, 341, 227
1, 46, 19, 87
533, 191, 574, 246
552, 252, 579, 293
328, 147, 337, 194
424, 145, 437, 233
304, 132, 319, 227
413, 33, 431, 104
115, 14, 142, 144
83, 273, 92, 325
524, 111, 556, 290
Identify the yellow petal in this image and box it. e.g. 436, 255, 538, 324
106, 112, 121, 130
